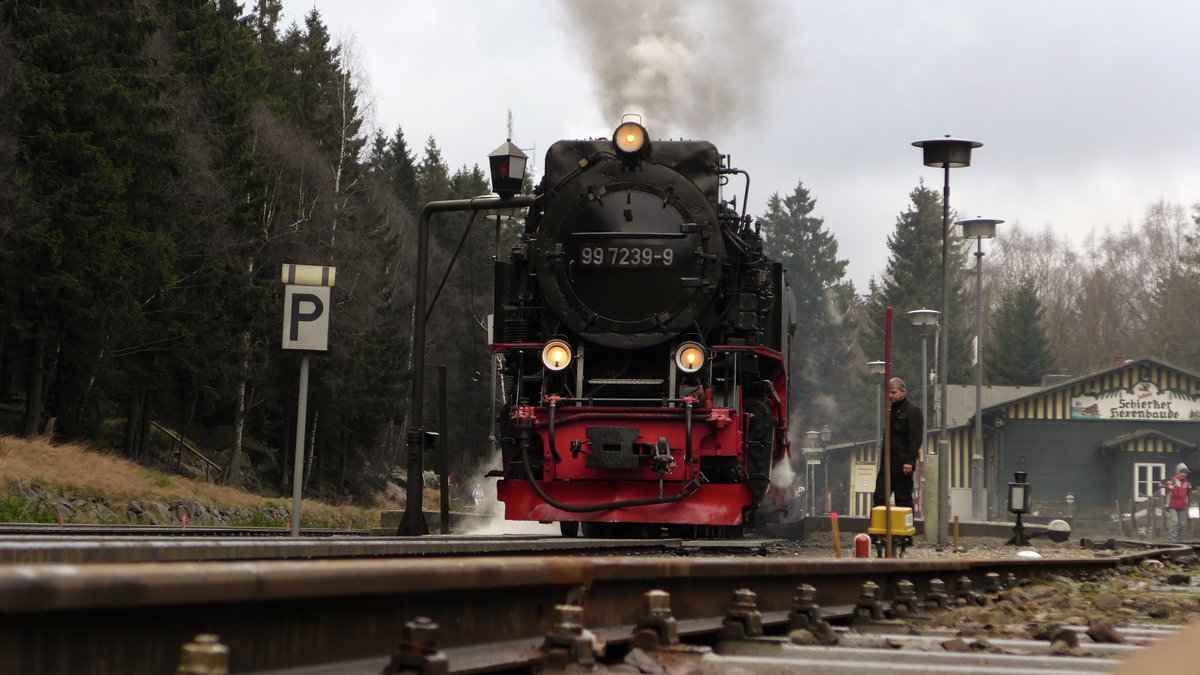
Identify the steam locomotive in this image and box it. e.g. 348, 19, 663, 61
491, 119, 790, 537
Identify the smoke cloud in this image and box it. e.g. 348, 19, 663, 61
561, 0, 782, 138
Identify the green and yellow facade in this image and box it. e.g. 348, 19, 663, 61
827, 358, 1200, 520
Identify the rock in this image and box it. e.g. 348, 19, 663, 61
788, 629, 818, 645
941, 637, 970, 652
1050, 628, 1079, 649
1086, 617, 1125, 643
1047, 640, 1075, 655
623, 647, 663, 674
151, 502, 172, 523
1093, 589, 1121, 611
1147, 603, 1173, 619
812, 620, 839, 644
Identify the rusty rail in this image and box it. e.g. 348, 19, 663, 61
0, 544, 1189, 674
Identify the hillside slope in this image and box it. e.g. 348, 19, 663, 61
0, 435, 397, 528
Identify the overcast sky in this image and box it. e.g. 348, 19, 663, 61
281, 0, 1199, 289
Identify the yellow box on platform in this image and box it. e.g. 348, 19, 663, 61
868, 506, 915, 536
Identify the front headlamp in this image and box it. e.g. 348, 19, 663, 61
541, 339, 573, 371
674, 342, 706, 374
613, 121, 648, 155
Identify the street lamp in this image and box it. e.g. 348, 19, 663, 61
820, 425, 832, 515
960, 217, 1002, 522
867, 360, 886, 442
804, 430, 821, 516
907, 309, 939, 526
912, 135, 982, 545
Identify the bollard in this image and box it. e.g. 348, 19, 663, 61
854, 533, 870, 558
831, 513, 842, 558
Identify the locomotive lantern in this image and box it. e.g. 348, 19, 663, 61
492, 120, 791, 538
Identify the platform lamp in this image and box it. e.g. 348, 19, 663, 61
820, 425, 832, 515
960, 217, 1003, 522
1006, 471, 1032, 545
804, 430, 821, 516
912, 135, 983, 545
907, 309, 939, 529
867, 360, 886, 442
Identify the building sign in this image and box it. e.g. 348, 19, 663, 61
1071, 381, 1200, 421
853, 461, 876, 492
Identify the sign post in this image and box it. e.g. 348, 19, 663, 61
281, 264, 335, 537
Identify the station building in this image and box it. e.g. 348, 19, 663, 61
821, 357, 1200, 524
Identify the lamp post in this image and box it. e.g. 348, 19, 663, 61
820, 424, 832, 514
804, 430, 821, 516
397, 140, 534, 536
907, 309, 939, 529
867, 360, 886, 442
960, 217, 1002, 522
912, 135, 982, 545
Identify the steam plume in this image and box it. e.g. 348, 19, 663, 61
561, 0, 781, 137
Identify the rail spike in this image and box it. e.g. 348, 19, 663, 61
176, 633, 229, 675
721, 588, 764, 640
635, 589, 680, 647
542, 604, 604, 667
383, 617, 449, 675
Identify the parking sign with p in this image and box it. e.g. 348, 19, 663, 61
281, 264, 336, 351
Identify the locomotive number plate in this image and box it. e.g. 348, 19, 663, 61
578, 245, 675, 268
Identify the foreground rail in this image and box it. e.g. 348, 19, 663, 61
0, 542, 1191, 674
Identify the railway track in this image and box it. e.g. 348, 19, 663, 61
0, 537, 1194, 674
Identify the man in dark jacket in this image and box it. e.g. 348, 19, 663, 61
872, 377, 924, 509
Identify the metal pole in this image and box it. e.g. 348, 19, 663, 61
875, 385, 882, 443
807, 461, 814, 516
399, 195, 538, 536
937, 164, 951, 545
920, 330, 930, 531
439, 364, 450, 534
972, 239, 985, 521
883, 308, 894, 558
291, 354, 309, 538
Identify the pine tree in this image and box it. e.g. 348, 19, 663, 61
987, 276, 1053, 385
864, 183, 969, 390
367, 126, 420, 212
758, 181, 857, 438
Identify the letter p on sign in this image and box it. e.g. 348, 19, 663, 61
281, 264, 335, 351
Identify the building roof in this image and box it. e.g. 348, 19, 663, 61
944, 384, 1042, 428
831, 357, 1200, 453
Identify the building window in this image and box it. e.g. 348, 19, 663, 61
1133, 462, 1166, 502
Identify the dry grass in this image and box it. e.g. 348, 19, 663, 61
0, 434, 401, 528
